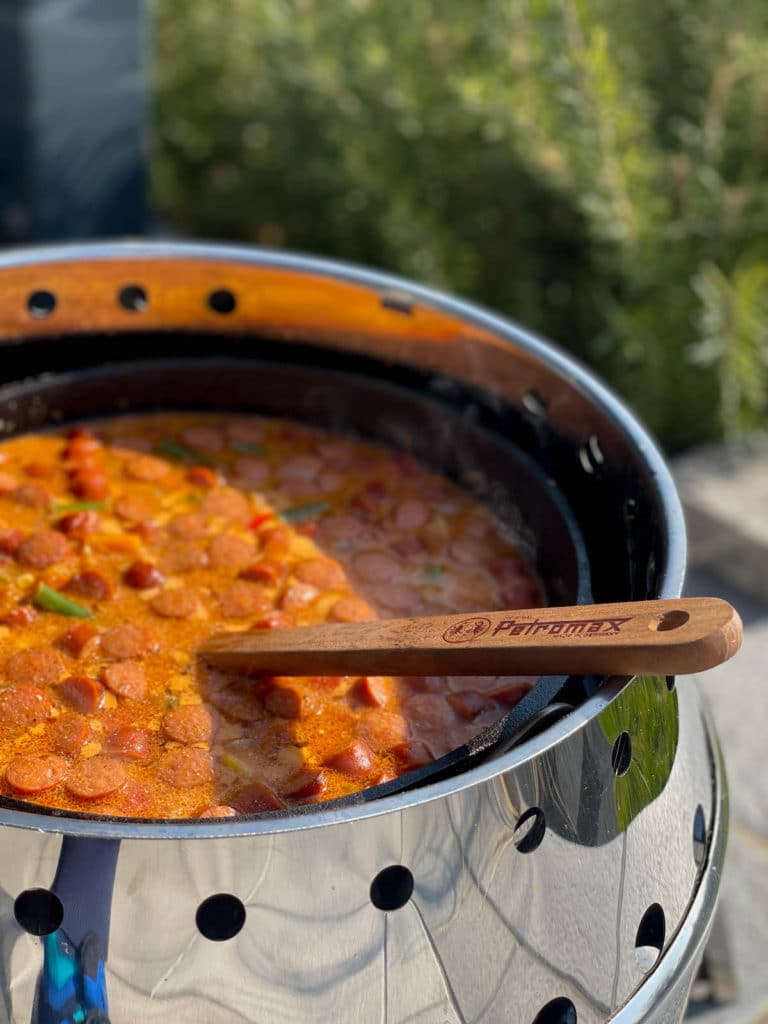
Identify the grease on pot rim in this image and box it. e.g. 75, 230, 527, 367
0, 413, 542, 819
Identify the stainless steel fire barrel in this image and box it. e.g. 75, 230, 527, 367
0, 242, 725, 1024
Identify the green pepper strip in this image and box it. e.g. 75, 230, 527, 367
33, 584, 93, 619
229, 440, 267, 456
281, 501, 329, 523
154, 440, 213, 465
54, 500, 107, 514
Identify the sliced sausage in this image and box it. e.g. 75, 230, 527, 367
294, 558, 346, 590
492, 682, 531, 707
0, 528, 25, 554
198, 804, 237, 818
101, 624, 158, 660
208, 534, 255, 570
328, 597, 376, 623
200, 488, 250, 521
66, 756, 127, 799
181, 425, 225, 452
393, 499, 429, 530
324, 739, 374, 776
1, 605, 38, 628
227, 781, 285, 813
218, 581, 270, 618
12, 483, 51, 507
279, 453, 322, 480
0, 685, 54, 727
150, 589, 198, 619
16, 530, 72, 569
50, 713, 90, 755
262, 683, 302, 720
60, 621, 98, 658
124, 560, 165, 590
66, 570, 114, 602
352, 549, 401, 584
391, 740, 433, 770
168, 512, 209, 540
56, 510, 101, 539
280, 582, 319, 612
0, 471, 19, 493
5, 648, 66, 686
125, 454, 171, 483
391, 535, 427, 557
226, 420, 265, 445
6, 754, 68, 794
239, 559, 286, 586
159, 543, 209, 574
103, 726, 158, 763
101, 661, 147, 700
284, 769, 327, 800
353, 676, 390, 708
447, 691, 494, 721
162, 704, 213, 745
157, 747, 213, 788
24, 461, 52, 478
59, 675, 105, 714
69, 470, 109, 501
357, 708, 408, 751
367, 582, 421, 614
252, 610, 294, 630
318, 514, 365, 542
114, 493, 156, 523
232, 457, 269, 484
186, 466, 219, 488
403, 693, 456, 733
259, 527, 291, 558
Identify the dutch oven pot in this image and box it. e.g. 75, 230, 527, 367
0, 243, 722, 1024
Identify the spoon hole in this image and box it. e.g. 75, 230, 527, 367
650, 610, 689, 632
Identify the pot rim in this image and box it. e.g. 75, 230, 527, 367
0, 240, 687, 839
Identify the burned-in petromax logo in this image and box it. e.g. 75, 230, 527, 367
442, 616, 492, 643
442, 615, 631, 643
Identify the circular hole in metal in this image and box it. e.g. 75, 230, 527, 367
666, 675, 676, 691
522, 388, 549, 418
27, 290, 56, 318
370, 865, 414, 910
634, 903, 666, 972
611, 731, 632, 776
380, 291, 413, 315
208, 289, 237, 314
650, 610, 689, 632
693, 805, 707, 867
14, 888, 63, 936
118, 284, 148, 312
514, 807, 546, 853
195, 893, 246, 941
532, 996, 577, 1024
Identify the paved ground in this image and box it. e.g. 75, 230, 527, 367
683, 567, 768, 1022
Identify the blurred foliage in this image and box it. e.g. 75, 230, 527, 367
153, 0, 768, 451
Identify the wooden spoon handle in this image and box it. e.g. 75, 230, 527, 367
200, 597, 742, 677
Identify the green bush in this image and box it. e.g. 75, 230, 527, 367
153, 0, 768, 451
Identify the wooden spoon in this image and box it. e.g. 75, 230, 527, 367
200, 597, 742, 677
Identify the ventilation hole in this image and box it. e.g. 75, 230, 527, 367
522, 389, 548, 418
666, 675, 676, 692
118, 284, 148, 312
650, 610, 690, 632
208, 289, 237, 314
380, 292, 413, 315
532, 996, 577, 1024
514, 807, 546, 853
611, 731, 632, 776
578, 435, 604, 474
693, 805, 707, 867
370, 865, 414, 910
14, 888, 63, 936
635, 903, 665, 972
623, 496, 638, 520
195, 893, 246, 941
27, 290, 56, 318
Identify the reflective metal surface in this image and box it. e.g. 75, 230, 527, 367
0, 674, 721, 1023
